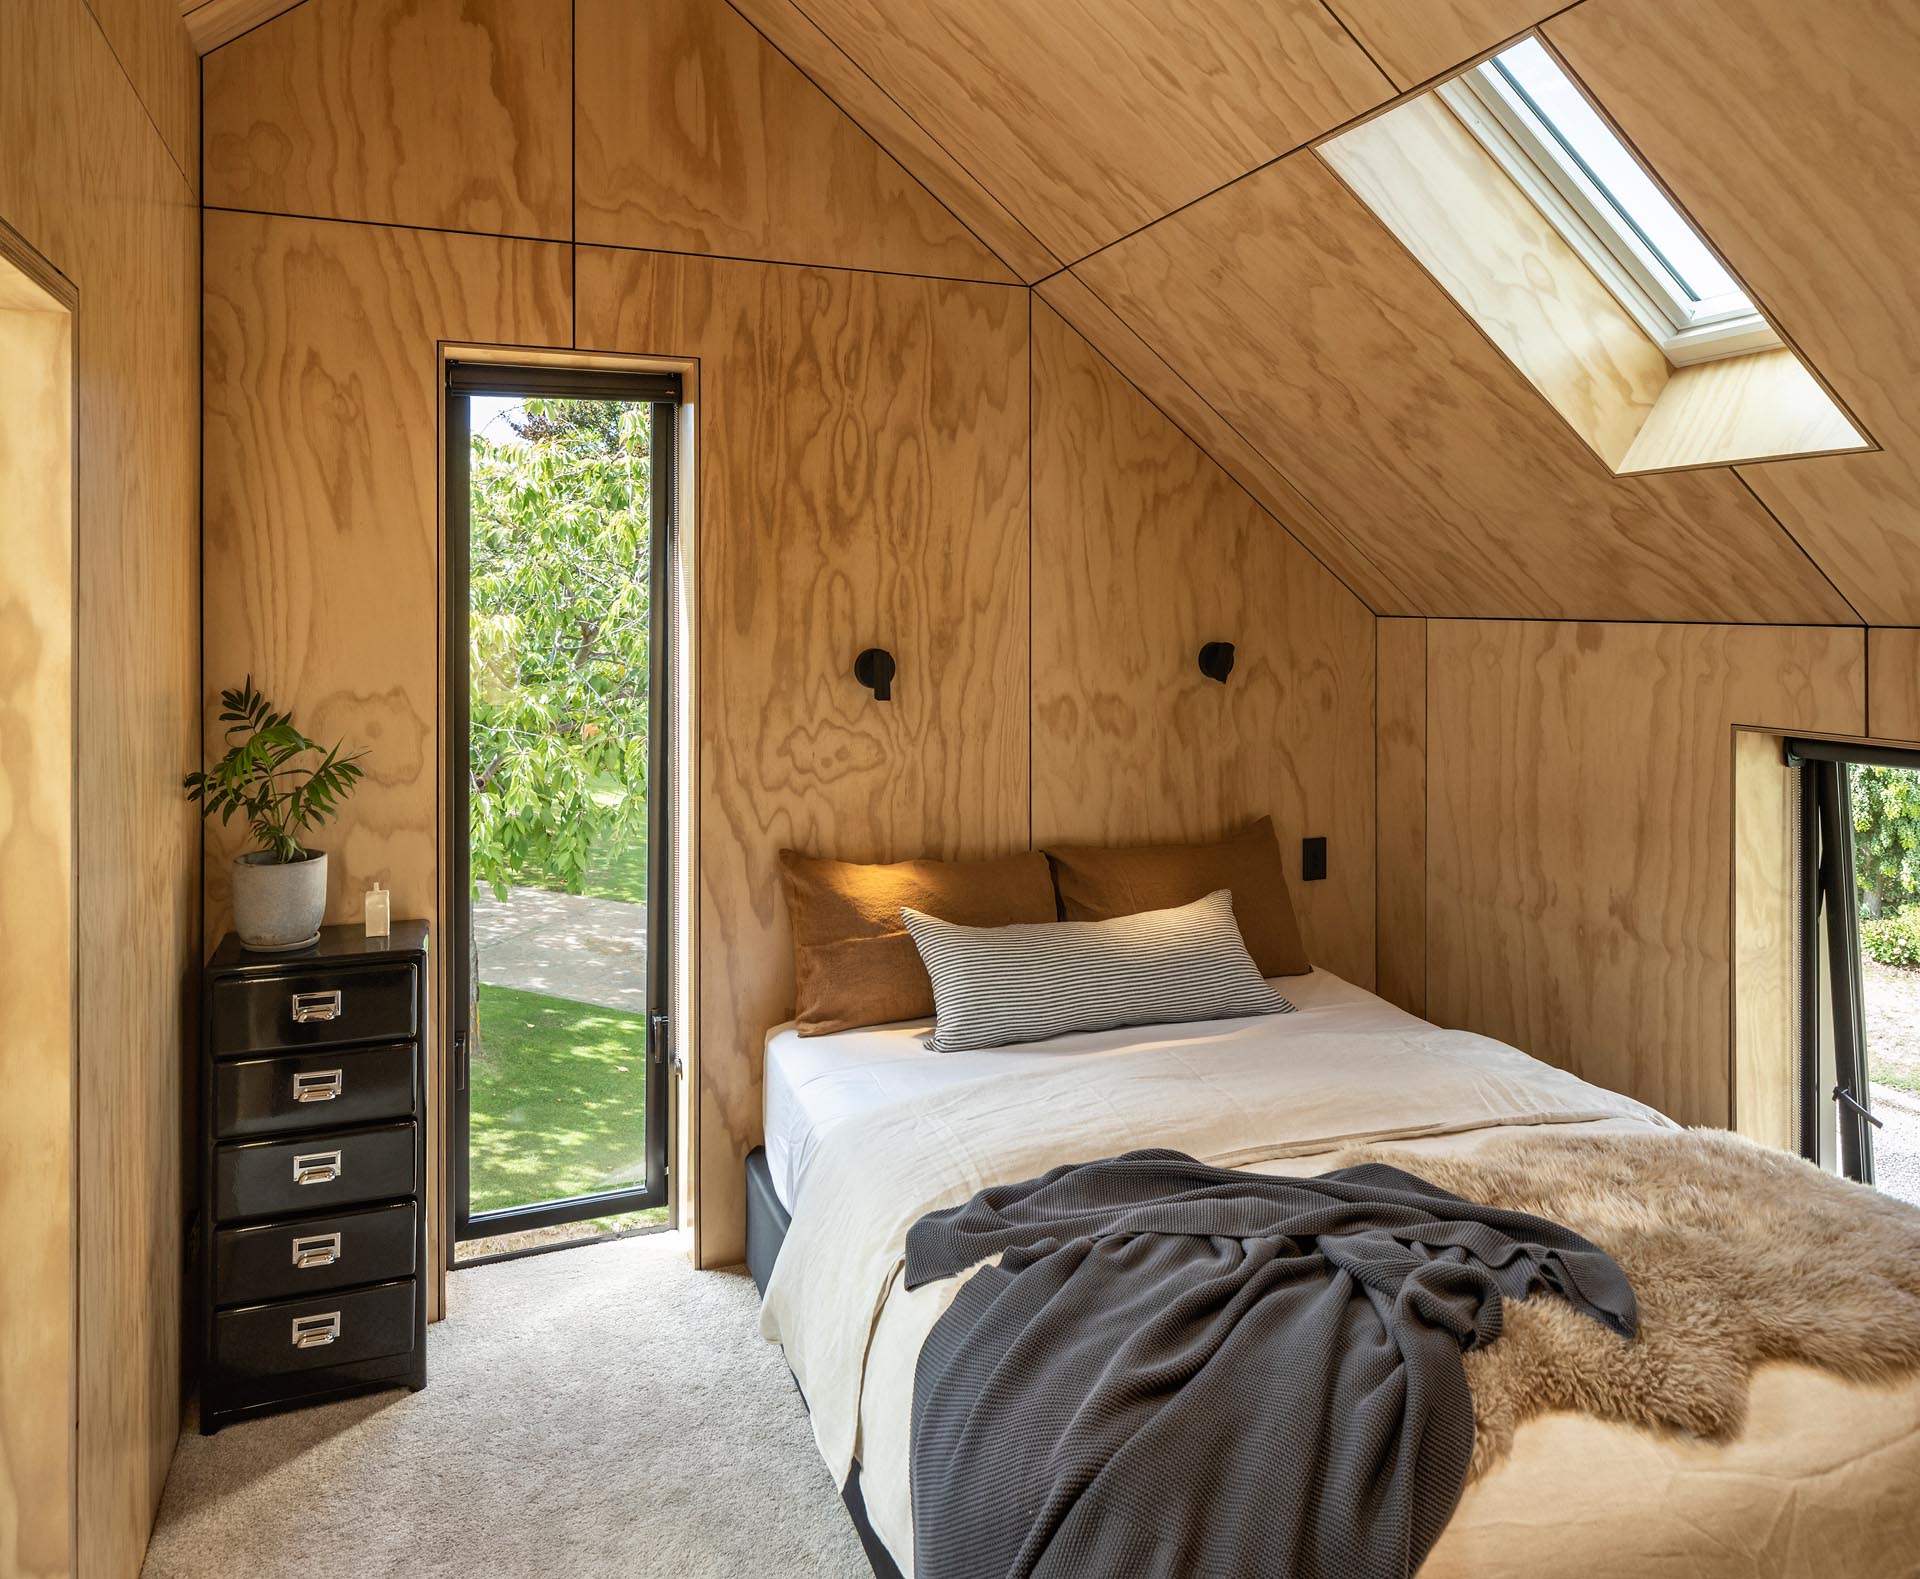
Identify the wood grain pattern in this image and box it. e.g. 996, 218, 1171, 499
1425, 622, 1863, 1127
577, 246, 1030, 1268
205, 0, 571, 237
1549, 0, 1920, 622
1375, 617, 1425, 1016
1868, 629, 1920, 744
181, 0, 305, 53
0, 270, 75, 1579
576, 0, 1015, 281
1731, 728, 1796, 1152
724, 0, 1057, 282
1035, 269, 1408, 614
1076, 152, 1857, 623
1321, 93, 1667, 471
1619, 349, 1865, 476
85, 0, 198, 186
1325, 0, 1559, 88
0, 6, 200, 1573
789, 0, 1391, 262
1029, 300, 1375, 985
72, 15, 201, 1563
1744, 457, 1920, 628
203, 211, 572, 1302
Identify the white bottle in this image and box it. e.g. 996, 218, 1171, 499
364, 881, 392, 939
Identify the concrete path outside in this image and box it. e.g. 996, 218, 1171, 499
472, 885, 647, 1014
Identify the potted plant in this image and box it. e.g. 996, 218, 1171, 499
185, 678, 367, 951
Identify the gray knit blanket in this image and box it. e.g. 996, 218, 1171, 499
904, 1148, 1636, 1579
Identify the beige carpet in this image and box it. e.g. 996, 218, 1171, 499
141, 1233, 871, 1578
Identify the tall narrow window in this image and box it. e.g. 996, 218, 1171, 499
447, 364, 680, 1260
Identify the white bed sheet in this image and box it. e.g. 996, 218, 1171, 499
762, 968, 1429, 1213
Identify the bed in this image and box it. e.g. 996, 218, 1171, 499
755, 970, 1920, 1578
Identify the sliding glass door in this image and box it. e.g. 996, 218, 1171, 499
1794, 739, 1920, 1206
446, 365, 677, 1256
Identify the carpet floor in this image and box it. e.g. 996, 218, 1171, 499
141, 1233, 871, 1578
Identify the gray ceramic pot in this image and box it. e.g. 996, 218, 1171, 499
231, 849, 328, 950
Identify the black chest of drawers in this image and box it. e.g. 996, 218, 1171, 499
199, 922, 430, 1432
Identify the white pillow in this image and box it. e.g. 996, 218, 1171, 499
900, 888, 1294, 1054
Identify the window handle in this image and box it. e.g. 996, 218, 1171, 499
1834, 1085, 1885, 1129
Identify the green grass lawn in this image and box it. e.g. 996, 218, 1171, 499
470, 983, 653, 1213
508, 835, 647, 905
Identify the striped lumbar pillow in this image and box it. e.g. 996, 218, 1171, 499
900, 888, 1295, 1054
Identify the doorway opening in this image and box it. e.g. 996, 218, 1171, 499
447, 364, 680, 1262
0, 224, 77, 1566
1792, 738, 1920, 1206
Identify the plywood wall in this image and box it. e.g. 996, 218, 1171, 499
1423, 622, 1863, 1127
577, 248, 1031, 1265
202, 0, 1383, 1273
1029, 299, 1374, 985
0, 2, 201, 1576
0, 253, 77, 1579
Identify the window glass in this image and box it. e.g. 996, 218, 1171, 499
1486, 39, 1745, 311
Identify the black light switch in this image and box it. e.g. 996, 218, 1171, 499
1301, 837, 1327, 882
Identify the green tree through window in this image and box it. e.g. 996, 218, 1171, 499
469, 397, 653, 901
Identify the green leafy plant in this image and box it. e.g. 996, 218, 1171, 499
467, 397, 654, 901
1862, 908, 1920, 969
1852, 763, 1920, 917
184, 678, 366, 863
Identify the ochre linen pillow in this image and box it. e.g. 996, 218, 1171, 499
1042, 817, 1310, 978
778, 849, 1057, 1036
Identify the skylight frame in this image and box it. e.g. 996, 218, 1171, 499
1437, 40, 1781, 367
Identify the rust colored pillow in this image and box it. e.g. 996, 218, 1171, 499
1042, 818, 1310, 979
779, 849, 1057, 1036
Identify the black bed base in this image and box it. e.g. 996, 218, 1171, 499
747, 1147, 905, 1579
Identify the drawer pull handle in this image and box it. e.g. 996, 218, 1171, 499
291, 990, 343, 1024
293, 1149, 342, 1186
291, 1312, 341, 1349
291, 1232, 342, 1270
292, 1068, 344, 1103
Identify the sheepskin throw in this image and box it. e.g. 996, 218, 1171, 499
1329, 1128, 1920, 1481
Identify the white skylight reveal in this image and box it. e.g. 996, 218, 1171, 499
1439, 38, 1780, 365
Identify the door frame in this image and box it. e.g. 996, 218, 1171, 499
443, 362, 679, 1251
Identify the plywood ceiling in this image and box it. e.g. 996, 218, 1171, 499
202, 0, 1920, 623
724, 0, 1917, 624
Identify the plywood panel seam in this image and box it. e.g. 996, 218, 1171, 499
1326, 0, 1587, 93
725, 0, 1054, 283
1727, 470, 1865, 627
1058, 267, 1404, 615
1313, 0, 1395, 89
81, 3, 199, 199
187, 0, 312, 56
1312, 136, 1677, 488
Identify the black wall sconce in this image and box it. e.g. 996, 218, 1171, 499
854, 647, 896, 702
1198, 641, 1236, 684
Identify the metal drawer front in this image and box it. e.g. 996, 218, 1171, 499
213, 1043, 417, 1139
209, 962, 417, 1056
212, 1281, 416, 1381
213, 1121, 417, 1222
213, 1202, 418, 1307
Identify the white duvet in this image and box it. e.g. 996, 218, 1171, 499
759, 971, 1678, 1571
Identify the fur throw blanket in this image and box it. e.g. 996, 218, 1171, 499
1331, 1129, 1920, 1480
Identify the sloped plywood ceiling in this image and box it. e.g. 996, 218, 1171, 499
203, 0, 1920, 623
737, 0, 1920, 624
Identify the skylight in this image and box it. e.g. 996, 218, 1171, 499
1440, 38, 1778, 364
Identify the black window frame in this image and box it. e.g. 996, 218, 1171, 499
1788, 737, 1920, 1186
445, 363, 680, 1255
